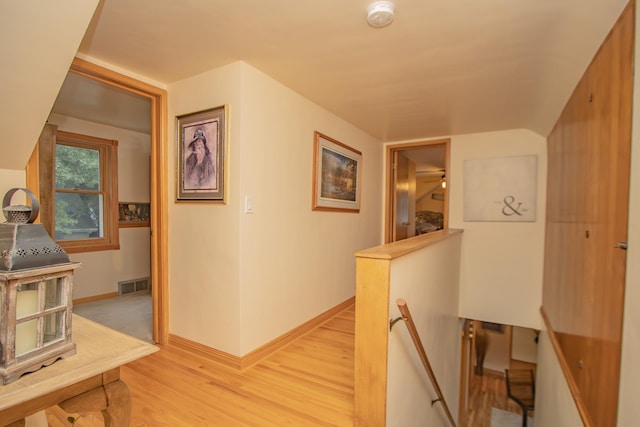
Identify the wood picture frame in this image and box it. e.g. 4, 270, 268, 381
312, 131, 362, 212
176, 105, 228, 202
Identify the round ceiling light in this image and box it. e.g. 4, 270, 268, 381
367, 1, 395, 28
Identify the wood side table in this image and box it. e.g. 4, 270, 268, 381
0, 315, 158, 426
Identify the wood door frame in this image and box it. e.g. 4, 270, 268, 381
384, 138, 451, 243
458, 319, 473, 424
69, 57, 169, 345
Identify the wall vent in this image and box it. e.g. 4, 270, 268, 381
118, 277, 150, 295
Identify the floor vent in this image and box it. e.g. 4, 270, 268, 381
118, 277, 150, 295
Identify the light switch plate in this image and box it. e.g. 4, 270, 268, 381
245, 196, 254, 214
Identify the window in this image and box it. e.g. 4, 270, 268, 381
53, 131, 119, 253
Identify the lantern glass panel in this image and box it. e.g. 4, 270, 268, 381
43, 311, 64, 345
44, 278, 63, 309
16, 284, 39, 318
16, 284, 40, 356
16, 319, 38, 356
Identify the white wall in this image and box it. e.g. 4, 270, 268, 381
534, 331, 583, 427
46, 114, 151, 299
448, 129, 547, 329
617, 3, 640, 423
168, 61, 383, 356
386, 233, 462, 426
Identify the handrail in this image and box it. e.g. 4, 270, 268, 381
395, 298, 457, 427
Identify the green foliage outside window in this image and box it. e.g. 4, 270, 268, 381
55, 144, 102, 239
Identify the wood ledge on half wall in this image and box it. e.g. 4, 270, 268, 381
355, 229, 463, 260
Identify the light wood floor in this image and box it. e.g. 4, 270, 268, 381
45, 306, 355, 426
462, 371, 526, 427
45, 304, 532, 426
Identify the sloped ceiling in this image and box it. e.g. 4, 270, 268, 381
0, 0, 99, 170
74, 0, 629, 142
1, 0, 630, 172
52, 72, 151, 135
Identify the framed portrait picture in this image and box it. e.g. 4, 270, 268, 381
176, 105, 228, 202
312, 131, 362, 212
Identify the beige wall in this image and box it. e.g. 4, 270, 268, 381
511, 326, 537, 364
0, 169, 27, 210
168, 62, 383, 356
46, 114, 151, 299
386, 233, 462, 426
482, 326, 511, 373
0, 1, 98, 170
448, 129, 547, 329
416, 175, 445, 213
534, 331, 583, 427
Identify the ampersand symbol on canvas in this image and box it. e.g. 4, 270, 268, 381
502, 195, 523, 216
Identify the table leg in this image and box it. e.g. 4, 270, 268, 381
101, 380, 131, 427
58, 379, 131, 427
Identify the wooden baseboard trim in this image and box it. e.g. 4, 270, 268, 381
241, 297, 355, 369
73, 292, 119, 305
168, 334, 242, 370
540, 307, 594, 427
169, 297, 355, 371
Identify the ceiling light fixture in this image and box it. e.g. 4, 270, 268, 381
367, 1, 395, 28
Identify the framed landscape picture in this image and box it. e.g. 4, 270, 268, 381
176, 105, 228, 202
312, 131, 362, 212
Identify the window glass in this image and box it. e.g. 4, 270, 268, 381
55, 144, 100, 190
52, 131, 119, 253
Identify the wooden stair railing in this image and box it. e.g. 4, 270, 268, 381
395, 298, 457, 427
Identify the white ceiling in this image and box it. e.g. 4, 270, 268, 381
53, 0, 628, 144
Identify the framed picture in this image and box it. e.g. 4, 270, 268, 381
463, 155, 537, 222
176, 105, 228, 202
312, 131, 362, 212
118, 202, 150, 227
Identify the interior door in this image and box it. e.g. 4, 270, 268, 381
541, 6, 633, 424
393, 152, 416, 241
385, 139, 450, 244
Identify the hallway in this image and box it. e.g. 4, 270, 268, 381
46, 305, 355, 426
47, 301, 536, 426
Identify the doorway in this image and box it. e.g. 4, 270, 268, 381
65, 58, 168, 344
385, 139, 450, 243
459, 319, 538, 427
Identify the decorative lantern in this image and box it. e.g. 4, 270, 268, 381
0, 188, 79, 384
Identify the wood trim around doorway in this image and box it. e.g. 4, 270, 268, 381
69, 57, 170, 345
384, 138, 451, 243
